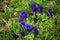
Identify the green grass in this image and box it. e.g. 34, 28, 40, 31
0, 0, 60, 40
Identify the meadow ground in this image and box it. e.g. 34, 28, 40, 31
0, 0, 60, 40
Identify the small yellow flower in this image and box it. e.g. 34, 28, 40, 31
14, 12, 18, 16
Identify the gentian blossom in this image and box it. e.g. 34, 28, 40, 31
47, 8, 53, 17
30, 2, 36, 13
47, 13, 50, 17
38, 5, 43, 14
19, 10, 27, 19
19, 18, 24, 22
30, 2, 36, 7
19, 31, 26, 37
32, 27, 39, 36
31, 7, 36, 13
20, 21, 26, 27
48, 8, 53, 14
25, 24, 32, 32
12, 33, 18, 39
33, 17, 37, 23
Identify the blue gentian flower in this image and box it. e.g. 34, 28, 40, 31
25, 24, 32, 32
38, 5, 43, 14
47, 13, 50, 17
32, 27, 39, 36
19, 18, 24, 28
30, 2, 36, 13
47, 8, 53, 17
19, 18, 24, 22
20, 21, 26, 27
30, 2, 36, 7
33, 17, 37, 23
19, 10, 27, 18
48, 8, 53, 14
31, 7, 36, 13
19, 31, 26, 37
12, 33, 18, 39
20, 24, 23, 28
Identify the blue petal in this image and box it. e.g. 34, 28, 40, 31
47, 13, 50, 17
47, 8, 53, 17
32, 27, 39, 36
48, 8, 53, 14
12, 33, 18, 39
31, 7, 36, 13
20, 21, 26, 27
19, 31, 26, 37
38, 5, 43, 9
25, 24, 32, 32
19, 10, 26, 16
19, 10, 27, 18
34, 31, 39, 36
30, 2, 36, 7
19, 18, 24, 22
30, 2, 36, 13
20, 24, 23, 28
38, 5, 43, 14
33, 17, 37, 23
